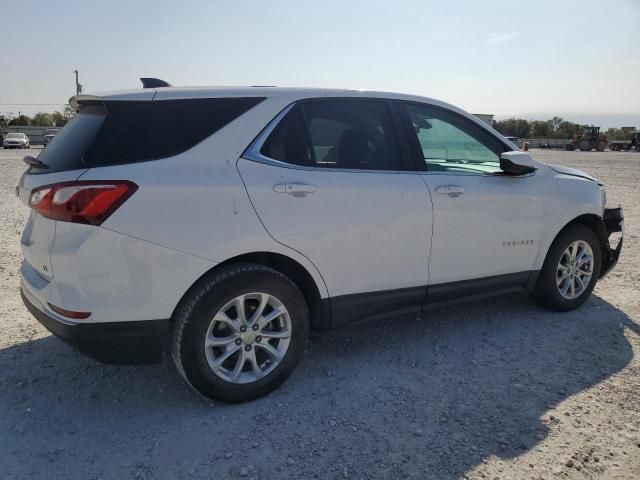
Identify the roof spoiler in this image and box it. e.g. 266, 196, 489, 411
140, 78, 173, 88
68, 94, 103, 111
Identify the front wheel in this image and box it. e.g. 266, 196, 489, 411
171, 263, 309, 403
531, 225, 601, 311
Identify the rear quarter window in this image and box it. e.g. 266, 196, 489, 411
36, 104, 106, 173
35, 97, 265, 173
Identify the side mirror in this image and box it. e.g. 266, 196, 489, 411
500, 151, 537, 175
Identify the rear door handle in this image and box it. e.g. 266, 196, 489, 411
273, 183, 317, 197
435, 185, 465, 197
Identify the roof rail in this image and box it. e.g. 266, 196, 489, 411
140, 78, 173, 89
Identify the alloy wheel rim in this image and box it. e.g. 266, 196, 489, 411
204, 293, 291, 384
556, 240, 594, 300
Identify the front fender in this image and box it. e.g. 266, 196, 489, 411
532, 168, 604, 271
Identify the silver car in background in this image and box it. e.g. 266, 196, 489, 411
3, 133, 30, 149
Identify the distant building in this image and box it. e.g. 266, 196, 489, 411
473, 113, 494, 127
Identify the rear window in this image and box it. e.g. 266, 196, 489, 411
35, 97, 265, 173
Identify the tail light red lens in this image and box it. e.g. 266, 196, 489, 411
29, 181, 138, 225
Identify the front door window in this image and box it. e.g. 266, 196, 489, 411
404, 103, 506, 174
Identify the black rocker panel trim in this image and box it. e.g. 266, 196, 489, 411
325, 271, 535, 329
329, 286, 426, 329
425, 271, 531, 305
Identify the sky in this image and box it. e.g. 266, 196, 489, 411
1, 0, 639, 127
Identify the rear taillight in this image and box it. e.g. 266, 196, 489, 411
29, 181, 138, 226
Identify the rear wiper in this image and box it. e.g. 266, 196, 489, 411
22, 155, 48, 169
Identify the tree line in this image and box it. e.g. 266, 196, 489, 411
6, 106, 75, 128
493, 116, 635, 140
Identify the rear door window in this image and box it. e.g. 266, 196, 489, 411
260, 99, 406, 171
34, 97, 265, 173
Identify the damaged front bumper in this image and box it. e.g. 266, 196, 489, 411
600, 207, 624, 278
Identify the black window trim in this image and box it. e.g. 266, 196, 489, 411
243, 97, 416, 174
394, 100, 515, 176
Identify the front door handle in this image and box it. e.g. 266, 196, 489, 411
435, 185, 465, 197
273, 183, 317, 197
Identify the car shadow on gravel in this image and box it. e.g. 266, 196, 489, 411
0, 293, 636, 480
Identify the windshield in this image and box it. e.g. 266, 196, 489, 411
7, 133, 24, 139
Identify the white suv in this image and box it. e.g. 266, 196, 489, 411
18, 83, 623, 402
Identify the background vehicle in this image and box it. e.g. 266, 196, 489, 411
566, 126, 607, 151
504, 136, 530, 151
3, 132, 30, 149
505, 136, 522, 148
609, 131, 639, 151
18, 84, 623, 403
42, 128, 60, 146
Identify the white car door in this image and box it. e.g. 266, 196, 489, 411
238, 98, 433, 326
397, 102, 545, 299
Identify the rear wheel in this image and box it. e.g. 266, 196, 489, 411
579, 140, 591, 151
596, 141, 606, 152
171, 263, 309, 403
531, 225, 601, 311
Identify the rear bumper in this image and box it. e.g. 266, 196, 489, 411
600, 207, 624, 278
21, 285, 169, 365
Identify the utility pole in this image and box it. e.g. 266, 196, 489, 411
73, 70, 82, 95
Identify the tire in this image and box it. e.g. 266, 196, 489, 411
171, 263, 309, 403
531, 225, 601, 311
596, 141, 606, 152
579, 140, 591, 151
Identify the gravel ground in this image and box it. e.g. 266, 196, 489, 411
1, 147, 639, 480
